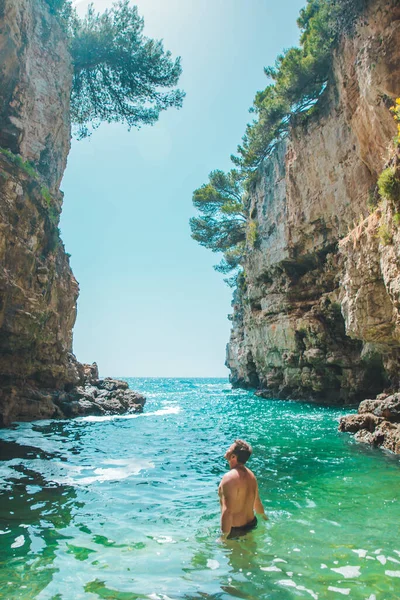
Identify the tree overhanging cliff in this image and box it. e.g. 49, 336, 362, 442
190, 0, 372, 285
0, 0, 184, 425
190, 0, 400, 446
45, 0, 185, 139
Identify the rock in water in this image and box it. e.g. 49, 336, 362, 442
339, 393, 400, 454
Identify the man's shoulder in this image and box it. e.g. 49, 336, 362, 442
220, 471, 237, 485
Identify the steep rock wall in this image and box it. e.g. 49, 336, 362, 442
0, 0, 145, 425
0, 0, 72, 190
0, 0, 81, 425
227, 0, 400, 405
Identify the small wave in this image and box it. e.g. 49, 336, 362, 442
154, 536, 176, 544
81, 405, 181, 423
5, 457, 155, 487
278, 580, 318, 599
327, 586, 351, 596
385, 570, 400, 578
146, 406, 181, 417
11, 535, 25, 549
331, 565, 361, 578
71, 458, 155, 485
352, 549, 367, 558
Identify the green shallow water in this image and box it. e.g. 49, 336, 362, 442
0, 378, 399, 600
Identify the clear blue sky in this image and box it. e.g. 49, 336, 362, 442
61, 0, 305, 377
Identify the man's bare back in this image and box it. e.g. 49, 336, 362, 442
219, 440, 267, 538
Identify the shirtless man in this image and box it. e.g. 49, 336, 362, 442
218, 439, 268, 539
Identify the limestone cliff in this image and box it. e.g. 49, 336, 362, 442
0, 0, 145, 425
226, 0, 400, 412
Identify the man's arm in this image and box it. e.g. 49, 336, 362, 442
254, 479, 268, 520
220, 477, 235, 536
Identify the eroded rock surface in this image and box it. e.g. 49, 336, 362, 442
0, 0, 72, 191
0, 362, 145, 425
339, 393, 400, 454
226, 0, 400, 414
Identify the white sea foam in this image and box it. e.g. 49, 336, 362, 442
277, 580, 318, 599
388, 556, 400, 564
352, 549, 367, 558
22, 457, 154, 486
376, 555, 386, 565
260, 565, 282, 572
207, 559, 220, 570
273, 558, 287, 564
11, 535, 25, 549
328, 586, 350, 595
81, 405, 180, 423
323, 520, 341, 527
331, 566, 361, 578
385, 570, 400, 578
278, 580, 297, 588
155, 536, 176, 545
146, 406, 181, 417
77, 458, 154, 484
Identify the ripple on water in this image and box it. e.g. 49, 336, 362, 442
0, 378, 400, 600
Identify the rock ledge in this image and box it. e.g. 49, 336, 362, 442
0, 363, 146, 426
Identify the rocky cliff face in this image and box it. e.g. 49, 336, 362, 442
226, 0, 400, 409
0, 0, 145, 425
0, 0, 71, 191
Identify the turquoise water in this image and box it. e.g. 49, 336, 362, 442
0, 378, 400, 600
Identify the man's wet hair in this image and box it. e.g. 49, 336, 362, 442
232, 439, 252, 464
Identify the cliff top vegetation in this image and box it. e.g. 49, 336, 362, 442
44, 0, 184, 138
190, 0, 368, 285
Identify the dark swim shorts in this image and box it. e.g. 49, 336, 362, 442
228, 516, 258, 539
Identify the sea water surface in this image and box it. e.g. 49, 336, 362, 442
0, 378, 399, 599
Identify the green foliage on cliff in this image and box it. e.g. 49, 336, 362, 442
43, 0, 76, 29
190, 170, 247, 283
43, 0, 68, 13
246, 220, 258, 248
190, 0, 368, 284
43, 0, 184, 138
376, 100, 400, 209
41, 187, 59, 226
231, 0, 367, 173
378, 167, 400, 204
0, 147, 37, 179
377, 221, 393, 246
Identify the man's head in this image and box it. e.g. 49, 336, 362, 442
225, 439, 252, 466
